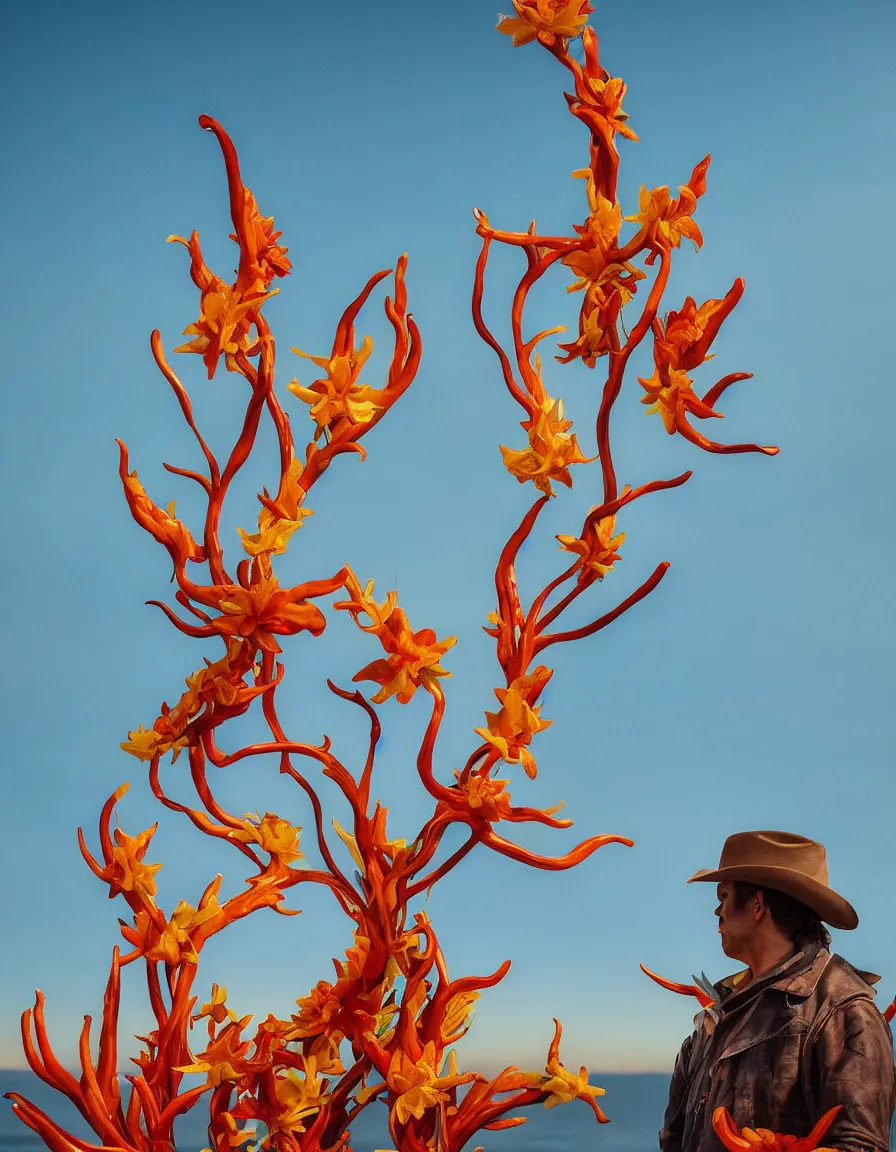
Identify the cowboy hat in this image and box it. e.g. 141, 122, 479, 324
688, 830, 858, 930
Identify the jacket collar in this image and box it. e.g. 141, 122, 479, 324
716, 942, 828, 1012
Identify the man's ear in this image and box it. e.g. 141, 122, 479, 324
752, 890, 768, 922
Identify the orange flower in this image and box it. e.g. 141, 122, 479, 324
270, 1057, 330, 1136
177, 1014, 256, 1087
291, 981, 342, 1039
582, 73, 638, 142
206, 1112, 255, 1152
120, 724, 190, 764
168, 151, 287, 379
556, 284, 629, 365
335, 569, 456, 704
339, 930, 372, 982
230, 813, 303, 865
122, 644, 265, 762
712, 1105, 841, 1152
232, 187, 292, 293
501, 362, 593, 495
476, 666, 554, 779
386, 1045, 474, 1126
497, 0, 593, 47
306, 1033, 345, 1077
237, 506, 312, 558
440, 990, 480, 1043
517, 1021, 607, 1117
638, 364, 720, 434
654, 281, 746, 373
193, 984, 238, 1026
557, 514, 624, 580
561, 171, 644, 331
210, 571, 327, 652
567, 169, 622, 254
562, 173, 642, 296
541, 1062, 600, 1108
175, 278, 275, 379
238, 457, 313, 557
146, 895, 222, 965
354, 620, 456, 703
637, 279, 776, 456
107, 824, 163, 902
118, 443, 204, 568
626, 184, 702, 251
625, 157, 709, 253
289, 334, 385, 437
458, 772, 513, 823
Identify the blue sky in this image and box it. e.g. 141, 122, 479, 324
1, 0, 894, 1082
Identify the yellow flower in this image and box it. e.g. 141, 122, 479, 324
176, 1015, 254, 1087
557, 514, 624, 579
193, 984, 237, 1026
457, 773, 513, 823
289, 335, 384, 437
387, 1044, 450, 1126
237, 455, 314, 558
120, 724, 189, 763
108, 824, 163, 901
625, 184, 703, 251
584, 74, 638, 141
271, 1057, 329, 1135
639, 365, 718, 434
475, 666, 554, 779
307, 1032, 345, 1076
535, 1021, 606, 1112
176, 281, 275, 379
441, 990, 480, 1042
233, 187, 292, 293
203, 1112, 255, 1152
147, 896, 221, 965
500, 368, 593, 496
567, 169, 621, 256
210, 570, 327, 652
335, 569, 456, 704
237, 505, 312, 558
122, 643, 262, 764
231, 813, 303, 864
291, 981, 342, 1039
541, 1063, 605, 1109
497, 0, 593, 47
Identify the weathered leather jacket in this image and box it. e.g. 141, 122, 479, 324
659, 945, 895, 1152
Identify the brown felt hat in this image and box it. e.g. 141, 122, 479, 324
688, 830, 858, 931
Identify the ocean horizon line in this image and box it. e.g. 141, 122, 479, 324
0, 1067, 674, 1078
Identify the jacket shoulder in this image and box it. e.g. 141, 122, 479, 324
820, 953, 881, 1003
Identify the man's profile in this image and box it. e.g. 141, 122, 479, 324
660, 830, 895, 1152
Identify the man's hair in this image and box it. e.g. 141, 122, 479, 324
731, 881, 832, 950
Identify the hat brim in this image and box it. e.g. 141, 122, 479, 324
687, 864, 858, 931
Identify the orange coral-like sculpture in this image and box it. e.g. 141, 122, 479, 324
713, 1104, 842, 1152
7, 8, 779, 1152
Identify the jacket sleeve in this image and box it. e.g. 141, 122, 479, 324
659, 1030, 695, 1152
809, 996, 896, 1152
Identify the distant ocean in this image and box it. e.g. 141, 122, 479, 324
1, 1070, 669, 1151
4, 1070, 894, 1151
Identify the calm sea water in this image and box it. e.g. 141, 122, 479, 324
0, 1070, 668, 1151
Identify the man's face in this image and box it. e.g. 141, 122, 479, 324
715, 882, 759, 961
